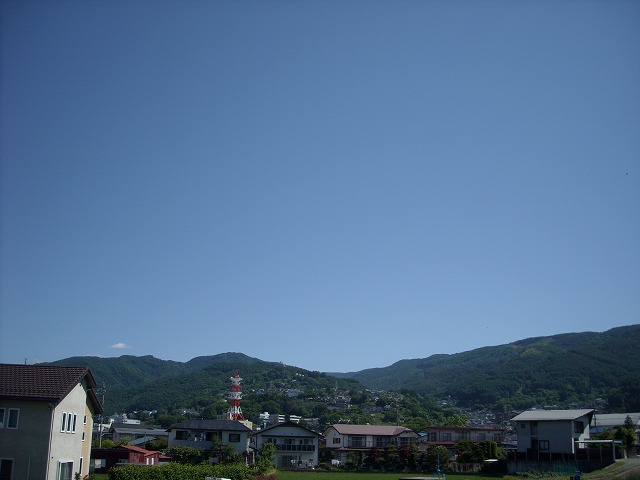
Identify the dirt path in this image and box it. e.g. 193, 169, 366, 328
586, 458, 640, 479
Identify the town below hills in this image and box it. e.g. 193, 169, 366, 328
47, 325, 640, 432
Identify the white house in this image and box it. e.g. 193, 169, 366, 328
0, 363, 103, 480
511, 409, 594, 455
251, 420, 320, 469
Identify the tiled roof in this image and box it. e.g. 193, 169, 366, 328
329, 424, 414, 436
0, 363, 102, 413
254, 420, 321, 436
170, 419, 252, 432
511, 409, 594, 422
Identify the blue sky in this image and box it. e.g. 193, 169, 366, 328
1, 0, 638, 373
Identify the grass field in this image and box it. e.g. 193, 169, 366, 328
91, 460, 640, 480
278, 471, 518, 480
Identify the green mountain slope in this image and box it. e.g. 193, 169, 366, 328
45, 325, 640, 416
338, 325, 640, 411
48, 352, 361, 415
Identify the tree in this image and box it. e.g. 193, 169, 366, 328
364, 447, 384, 471
456, 440, 485, 463
255, 443, 276, 473
616, 416, 638, 456
167, 445, 206, 464
345, 451, 364, 471
383, 444, 401, 471
209, 436, 241, 464
145, 438, 168, 451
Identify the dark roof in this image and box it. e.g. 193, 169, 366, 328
169, 419, 251, 432
511, 409, 594, 423
0, 363, 103, 413
110, 423, 166, 433
254, 420, 321, 436
327, 424, 415, 436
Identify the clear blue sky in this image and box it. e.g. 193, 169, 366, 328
1, 0, 638, 373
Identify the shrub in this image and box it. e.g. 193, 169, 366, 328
108, 462, 254, 480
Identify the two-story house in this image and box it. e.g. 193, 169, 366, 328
511, 409, 594, 457
323, 424, 417, 464
167, 419, 252, 459
418, 425, 505, 454
251, 420, 320, 468
0, 363, 103, 480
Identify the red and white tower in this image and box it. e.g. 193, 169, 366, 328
227, 371, 244, 421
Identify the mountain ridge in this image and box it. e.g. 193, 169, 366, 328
43, 325, 640, 415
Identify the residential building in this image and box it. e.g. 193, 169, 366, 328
91, 445, 163, 473
512, 409, 594, 456
590, 412, 640, 436
0, 363, 103, 480
418, 425, 505, 457
167, 419, 251, 458
251, 420, 320, 468
107, 422, 169, 444
507, 409, 625, 474
323, 424, 417, 464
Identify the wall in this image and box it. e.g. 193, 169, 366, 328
48, 382, 92, 479
0, 399, 52, 480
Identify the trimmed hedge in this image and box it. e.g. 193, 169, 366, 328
108, 463, 255, 480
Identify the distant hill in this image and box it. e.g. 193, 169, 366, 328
334, 325, 640, 411
48, 352, 362, 415
46, 325, 640, 415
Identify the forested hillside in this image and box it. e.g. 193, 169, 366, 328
336, 325, 640, 411
46, 325, 640, 422
49, 353, 364, 417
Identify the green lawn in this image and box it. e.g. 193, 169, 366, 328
278, 471, 517, 480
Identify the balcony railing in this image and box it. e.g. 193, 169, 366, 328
344, 440, 413, 449
274, 444, 316, 452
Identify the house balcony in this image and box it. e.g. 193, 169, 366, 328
274, 444, 316, 452
343, 441, 413, 449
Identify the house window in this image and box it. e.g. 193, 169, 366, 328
442, 433, 451, 442
57, 461, 73, 480
0, 459, 14, 480
0, 408, 5, 428
539, 440, 549, 451
428, 432, 437, 441
574, 421, 584, 433
72, 414, 77, 433
332, 437, 341, 444
229, 434, 240, 442
351, 436, 365, 447
477, 433, 486, 441
7, 409, 19, 429
66, 413, 73, 432
175, 430, 188, 440
83, 415, 87, 425
375, 437, 389, 447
